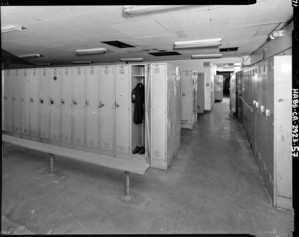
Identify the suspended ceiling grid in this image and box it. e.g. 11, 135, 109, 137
0, 1, 293, 65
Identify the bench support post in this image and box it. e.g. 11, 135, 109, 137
121, 171, 132, 201
49, 154, 54, 175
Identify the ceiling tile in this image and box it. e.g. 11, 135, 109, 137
110, 18, 170, 38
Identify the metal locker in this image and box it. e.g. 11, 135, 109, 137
150, 64, 166, 160
61, 67, 72, 145
266, 58, 274, 199
50, 68, 61, 142
12, 69, 21, 134
261, 62, 268, 178
29, 69, 39, 138
72, 67, 86, 147
252, 67, 258, 157
181, 71, 192, 125
3, 70, 13, 132
99, 65, 115, 154
20, 69, 30, 136
115, 65, 131, 156
86, 66, 99, 148
256, 64, 263, 162
273, 55, 292, 209
197, 72, 205, 114
39, 68, 51, 139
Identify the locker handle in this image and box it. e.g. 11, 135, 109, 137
265, 109, 271, 117
4, 96, 8, 100
40, 98, 44, 104
182, 93, 186, 96
20, 97, 24, 102
115, 103, 119, 108
98, 102, 104, 108
30, 97, 34, 102
73, 100, 77, 105
12, 96, 16, 101
50, 98, 54, 105
61, 99, 65, 104
86, 100, 89, 106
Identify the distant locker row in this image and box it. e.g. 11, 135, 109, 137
2, 63, 181, 169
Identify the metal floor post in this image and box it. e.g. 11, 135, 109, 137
49, 154, 54, 175
121, 171, 132, 201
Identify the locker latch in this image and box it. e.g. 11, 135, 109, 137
265, 109, 271, 117
30, 97, 34, 103
20, 97, 24, 102
50, 98, 54, 105
4, 96, 7, 100
40, 98, 44, 104
115, 102, 120, 108
260, 105, 265, 113
98, 102, 104, 108
86, 100, 89, 106
255, 102, 259, 108
73, 99, 77, 105
61, 99, 65, 104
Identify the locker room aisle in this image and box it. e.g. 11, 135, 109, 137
1, 97, 293, 235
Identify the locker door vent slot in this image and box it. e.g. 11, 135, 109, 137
154, 68, 160, 73
120, 69, 125, 74
104, 69, 109, 74
77, 70, 81, 75
90, 70, 94, 75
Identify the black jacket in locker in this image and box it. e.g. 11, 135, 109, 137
132, 83, 145, 124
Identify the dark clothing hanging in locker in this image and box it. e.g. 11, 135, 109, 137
132, 83, 145, 124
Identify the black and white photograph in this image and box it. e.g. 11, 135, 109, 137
1, 2, 296, 236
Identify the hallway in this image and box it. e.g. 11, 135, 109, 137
1, 97, 293, 235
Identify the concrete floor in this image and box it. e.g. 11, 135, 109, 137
1, 97, 294, 235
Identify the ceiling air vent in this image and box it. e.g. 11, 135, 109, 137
219, 47, 239, 52
149, 52, 181, 56
101, 40, 135, 48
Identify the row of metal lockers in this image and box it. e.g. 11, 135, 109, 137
234, 55, 292, 210
2, 63, 181, 169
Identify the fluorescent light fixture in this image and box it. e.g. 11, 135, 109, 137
191, 54, 222, 59
75, 48, 107, 55
174, 38, 222, 50
234, 63, 242, 66
18, 54, 42, 59
120, 58, 144, 62
123, 5, 184, 15
1, 24, 23, 33
72, 61, 92, 64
